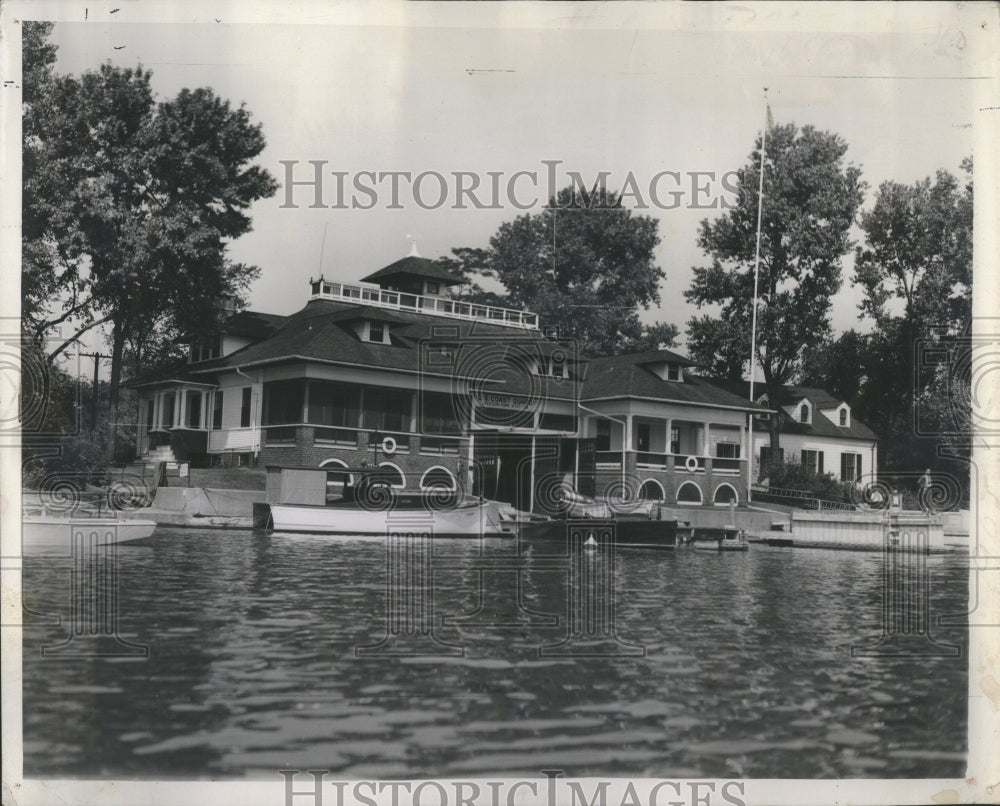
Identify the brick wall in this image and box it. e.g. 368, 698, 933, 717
259, 427, 469, 492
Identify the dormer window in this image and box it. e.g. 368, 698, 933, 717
667, 363, 680, 381
534, 357, 567, 378
839, 409, 847, 426
362, 320, 390, 344
799, 403, 809, 423
425, 281, 440, 296
189, 338, 220, 363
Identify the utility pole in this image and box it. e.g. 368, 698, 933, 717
79, 353, 111, 431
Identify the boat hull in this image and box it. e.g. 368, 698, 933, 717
261, 502, 507, 537
22, 517, 157, 553
519, 517, 678, 549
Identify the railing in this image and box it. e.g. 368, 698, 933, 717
313, 427, 359, 446
263, 426, 296, 445
311, 280, 539, 329
595, 451, 623, 467
636, 451, 669, 468
673, 455, 706, 472
419, 435, 463, 455
751, 485, 856, 511
711, 457, 742, 473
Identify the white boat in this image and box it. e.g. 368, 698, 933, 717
257, 465, 517, 537
21, 515, 157, 553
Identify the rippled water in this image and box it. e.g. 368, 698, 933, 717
22, 528, 968, 779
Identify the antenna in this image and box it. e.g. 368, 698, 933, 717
318, 222, 329, 276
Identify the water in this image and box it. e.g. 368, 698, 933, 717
22, 528, 968, 779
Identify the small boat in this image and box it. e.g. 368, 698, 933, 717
21, 514, 157, 553
689, 526, 750, 552
518, 493, 678, 550
255, 465, 517, 537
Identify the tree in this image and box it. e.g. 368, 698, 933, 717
684, 123, 865, 452
440, 187, 678, 357
852, 160, 973, 470
22, 25, 277, 431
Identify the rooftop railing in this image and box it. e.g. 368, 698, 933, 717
310, 281, 539, 329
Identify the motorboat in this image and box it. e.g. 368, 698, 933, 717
254, 465, 518, 537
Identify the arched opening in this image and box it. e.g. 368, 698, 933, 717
799, 403, 809, 423
639, 479, 665, 501
676, 481, 703, 506
377, 462, 406, 489
713, 483, 739, 506
320, 458, 353, 500
839, 408, 847, 426
420, 466, 457, 492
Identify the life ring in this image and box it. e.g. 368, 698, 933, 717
381, 436, 397, 455
685, 455, 699, 472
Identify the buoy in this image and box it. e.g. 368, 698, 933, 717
685, 455, 699, 472
381, 436, 397, 454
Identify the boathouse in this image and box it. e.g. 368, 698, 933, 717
130, 253, 877, 513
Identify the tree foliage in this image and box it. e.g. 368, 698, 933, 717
440, 187, 678, 357
22, 24, 277, 424
684, 122, 864, 450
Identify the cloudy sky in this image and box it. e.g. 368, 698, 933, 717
27, 2, 989, 357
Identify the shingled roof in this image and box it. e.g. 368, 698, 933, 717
190, 298, 577, 400
360, 256, 465, 286
580, 354, 767, 412
710, 379, 878, 441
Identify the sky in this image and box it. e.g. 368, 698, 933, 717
26, 3, 988, 369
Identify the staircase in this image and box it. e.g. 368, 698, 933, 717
145, 444, 179, 471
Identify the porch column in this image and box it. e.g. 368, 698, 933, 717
409, 391, 418, 434
625, 414, 633, 452
152, 393, 161, 429
703, 422, 711, 457
665, 418, 673, 454
200, 391, 207, 429
302, 381, 310, 424
175, 390, 184, 428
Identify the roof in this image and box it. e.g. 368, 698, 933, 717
709, 379, 878, 441
224, 310, 288, 340
360, 256, 466, 286
191, 298, 577, 400
580, 355, 767, 411
125, 360, 216, 389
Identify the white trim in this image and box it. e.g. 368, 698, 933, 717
420, 466, 457, 492
676, 481, 703, 505
713, 482, 739, 506
638, 478, 666, 501
319, 458, 355, 487
377, 461, 406, 489
582, 394, 771, 414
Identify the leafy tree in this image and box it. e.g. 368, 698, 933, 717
852, 161, 973, 470
22, 25, 277, 432
440, 187, 678, 357
684, 123, 865, 452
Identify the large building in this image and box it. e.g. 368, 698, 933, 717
130, 255, 873, 512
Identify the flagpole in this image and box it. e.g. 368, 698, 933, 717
747, 89, 769, 504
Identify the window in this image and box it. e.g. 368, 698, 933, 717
421, 466, 457, 492
420, 391, 462, 434
262, 380, 305, 425
801, 449, 824, 474
212, 391, 224, 430
716, 442, 740, 459
308, 381, 361, 428
425, 281, 440, 295
369, 321, 385, 343
639, 479, 665, 501
799, 403, 809, 423
162, 393, 175, 428
670, 426, 680, 454
841, 453, 862, 482
367, 387, 411, 433
636, 422, 651, 452
839, 408, 848, 426
595, 419, 612, 452
185, 393, 201, 428
667, 363, 680, 381
240, 387, 252, 428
